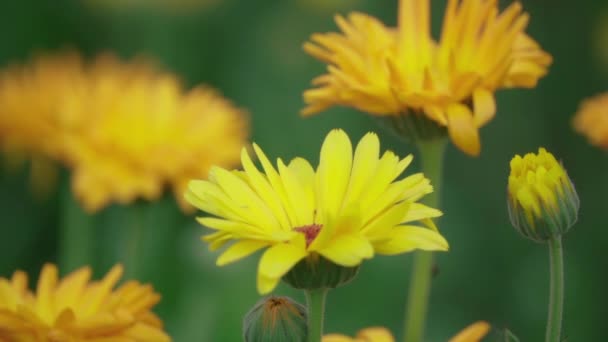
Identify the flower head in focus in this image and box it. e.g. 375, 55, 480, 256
322, 321, 490, 342
573, 92, 608, 150
0, 51, 248, 212
186, 129, 448, 294
0, 263, 170, 341
507, 148, 579, 242
302, 0, 552, 156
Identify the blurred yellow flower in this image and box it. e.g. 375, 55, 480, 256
303, 0, 551, 156
573, 92, 608, 150
323, 326, 394, 342
449, 321, 491, 342
0, 263, 170, 341
322, 321, 490, 342
0, 52, 248, 212
186, 129, 448, 294
507, 148, 579, 242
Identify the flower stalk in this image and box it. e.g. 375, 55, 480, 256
546, 236, 564, 342
403, 138, 446, 342
305, 289, 328, 342
59, 180, 95, 272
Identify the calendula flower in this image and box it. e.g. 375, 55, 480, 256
573, 92, 608, 150
186, 129, 448, 294
507, 148, 579, 242
303, 0, 551, 156
0, 52, 248, 212
0, 263, 170, 341
322, 321, 490, 342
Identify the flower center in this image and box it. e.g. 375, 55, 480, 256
294, 224, 322, 247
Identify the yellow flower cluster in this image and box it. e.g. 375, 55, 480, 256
573, 92, 608, 150
0, 52, 248, 212
302, 0, 552, 156
0, 264, 170, 341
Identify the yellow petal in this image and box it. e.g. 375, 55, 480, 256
322, 334, 354, 342
357, 327, 395, 342
448, 321, 491, 342
317, 233, 373, 267
240, 147, 291, 230
210, 167, 281, 232
288, 157, 316, 223
374, 225, 448, 255
361, 201, 411, 239
402, 203, 443, 223
278, 158, 314, 227
447, 104, 481, 156
316, 130, 353, 224
342, 132, 380, 209
253, 143, 298, 226
473, 89, 496, 127
257, 236, 307, 293
217, 240, 270, 266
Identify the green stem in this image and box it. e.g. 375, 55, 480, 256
305, 288, 328, 342
403, 138, 446, 342
546, 237, 564, 342
59, 181, 95, 272
123, 204, 145, 280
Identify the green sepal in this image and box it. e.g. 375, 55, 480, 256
282, 253, 359, 290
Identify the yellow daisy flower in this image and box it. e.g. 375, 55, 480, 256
0, 52, 248, 212
0, 263, 170, 341
186, 129, 448, 294
573, 92, 608, 150
303, 0, 552, 156
322, 321, 490, 342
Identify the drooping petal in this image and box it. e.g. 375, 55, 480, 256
472, 88, 496, 126
257, 236, 307, 293
447, 104, 481, 156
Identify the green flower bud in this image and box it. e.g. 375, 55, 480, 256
243, 296, 307, 342
507, 148, 580, 242
282, 253, 359, 290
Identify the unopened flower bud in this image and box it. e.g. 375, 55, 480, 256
243, 296, 307, 342
507, 148, 579, 242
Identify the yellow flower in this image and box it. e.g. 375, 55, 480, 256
448, 321, 491, 342
186, 129, 448, 294
323, 327, 394, 342
0, 263, 170, 341
322, 321, 490, 342
303, 0, 551, 156
0, 52, 248, 212
573, 92, 608, 150
507, 148, 579, 242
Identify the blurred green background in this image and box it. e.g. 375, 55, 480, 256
0, 0, 606, 341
